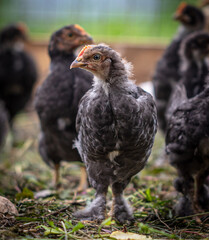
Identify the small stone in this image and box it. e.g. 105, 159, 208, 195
0, 196, 18, 216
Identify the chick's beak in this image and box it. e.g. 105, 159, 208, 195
70, 59, 87, 69
84, 35, 94, 44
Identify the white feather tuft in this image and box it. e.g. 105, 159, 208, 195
122, 58, 134, 79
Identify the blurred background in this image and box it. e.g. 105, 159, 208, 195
0, 0, 198, 43
0, 0, 199, 84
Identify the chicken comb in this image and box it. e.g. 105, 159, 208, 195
77, 45, 93, 58
74, 24, 86, 34
176, 2, 187, 15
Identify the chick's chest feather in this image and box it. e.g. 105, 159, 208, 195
76, 82, 157, 160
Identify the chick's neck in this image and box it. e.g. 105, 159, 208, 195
106, 60, 128, 84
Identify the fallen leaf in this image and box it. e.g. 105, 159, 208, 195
110, 231, 152, 240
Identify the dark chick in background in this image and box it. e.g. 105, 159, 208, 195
70, 44, 157, 223
166, 31, 209, 121
35, 25, 93, 190
166, 32, 209, 218
0, 23, 38, 125
153, 2, 205, 134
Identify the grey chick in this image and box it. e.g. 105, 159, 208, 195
166, 78, 209, 218
166, 31, 209, 121
34, 25, 93, 190
70, 44, 157, 223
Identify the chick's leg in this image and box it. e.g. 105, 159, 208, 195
111, 181, 134, 224
76, 166, 88, 192
74, 161, 109, 221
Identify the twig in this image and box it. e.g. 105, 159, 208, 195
175, 211, 209, 220
78, 229, 94, 239
44, 206, 70, 217
154, 209, 171, 230
181, 230, 206, 238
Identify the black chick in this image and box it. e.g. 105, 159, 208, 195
34, 25, 93, 190
0, 101, 8, 150
70, 44, 157, 223
0, 23, 38, 124
153, 2, 205, 133
166, 85, 209, 217
166, 32, 209, 216
166, 31, 209, 121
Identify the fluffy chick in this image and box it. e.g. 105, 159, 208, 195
0, 23, 38, 124
153, 3, 205, 133
166, 86, 209, 217
166, 31, 209, 120
166, 46, 209, 219
34, 25, 93, 190
70, 44, 157, 223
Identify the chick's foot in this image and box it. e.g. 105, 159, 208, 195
73, 194, 106, 221
111, 195, 134, 224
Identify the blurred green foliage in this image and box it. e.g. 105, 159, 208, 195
0, 0, 198, 43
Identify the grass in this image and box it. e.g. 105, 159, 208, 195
1, 111, 209, 239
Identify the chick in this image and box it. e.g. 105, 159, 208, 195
153, 3, 205, 133
70, 44, 157, 223
34, 25, 93, 190
166, 33, 209, 217
166, 31, 209, 121
0, 23, 38, 124
166, 85, 209, 217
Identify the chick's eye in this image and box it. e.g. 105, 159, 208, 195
93, 54, 101, 61
68, 33, 73, 37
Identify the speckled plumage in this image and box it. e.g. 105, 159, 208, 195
34, 25, 93, 188
72, 44, 157, 223
166, 31, 209, 120
0, 24, 37, 123
166, 32, 209, 217
153, 4, 205, 133
166, 86, 209, 216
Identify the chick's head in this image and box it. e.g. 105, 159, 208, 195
174, 2, 205, 30
70, 44, 125, 81
0, 23, 27, 46
49, 24, 93, 56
